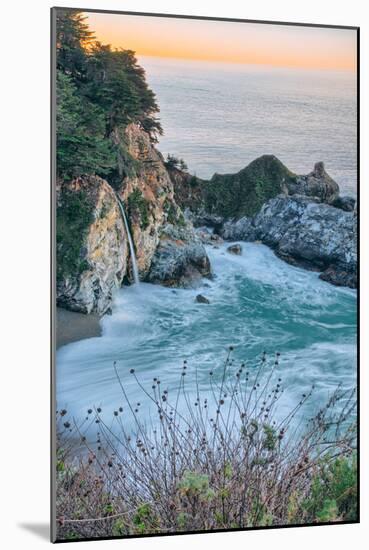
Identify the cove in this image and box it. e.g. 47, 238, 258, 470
56, 241, 356, 433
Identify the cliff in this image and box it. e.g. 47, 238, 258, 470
169, 157, 356, 289
221, 195, 356, 288
170, 156, 340, 220
56, 125, 211, 314
114, 124, 186, 279
56, 175, 128, 314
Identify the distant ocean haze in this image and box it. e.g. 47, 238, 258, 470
141, 56, 357, 196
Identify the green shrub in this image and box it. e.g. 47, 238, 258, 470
165, 154, 188, 171
56, 188, 94, 280
127, 188, 150, 229
164, 199, 185, 226
303, 454, 357, 522
204, 155, 297, 218
56, 9, 162, 181
55, 352, 357, 539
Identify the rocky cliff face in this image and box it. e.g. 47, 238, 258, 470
220, 195, 357, 288
171, 157, 356, 289
147, 224, 211, 287
56, 127, 356, 314
56, 125, 211, 314
172, 157, 343, 221
114, 124, 210, 287
114, 124, 182, 279
56, 175, 128, 314
284, 161, 339, 204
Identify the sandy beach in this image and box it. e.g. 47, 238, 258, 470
56, 307, 101, 349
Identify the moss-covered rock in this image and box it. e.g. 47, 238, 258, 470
204, 155, 296, 218
171, 156, 341, 222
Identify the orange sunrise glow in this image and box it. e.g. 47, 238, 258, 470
86, 12, 357, 71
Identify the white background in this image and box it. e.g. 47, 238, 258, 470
1, 0, 367, 548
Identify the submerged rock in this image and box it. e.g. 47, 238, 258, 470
227, 244, 243, 255
195, 294, 210, 304
147, 224, 211, 287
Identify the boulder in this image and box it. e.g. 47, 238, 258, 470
147, 224, 211, 287
227, 244, 243, 255
195, 294, 210, 304
285, 162, 339, 204
195, 226, 224, 245
221, 217, 256, 241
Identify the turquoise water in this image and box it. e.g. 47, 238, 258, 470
141, 57, 357, 195
56, 242, 357, 432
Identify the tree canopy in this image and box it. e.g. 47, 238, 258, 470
56, 9, 162, 181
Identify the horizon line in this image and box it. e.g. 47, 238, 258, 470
136, 53, 357, 73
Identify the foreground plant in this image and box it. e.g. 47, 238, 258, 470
55, 350, 357, 540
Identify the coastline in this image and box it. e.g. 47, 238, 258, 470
56, 307, 102, 349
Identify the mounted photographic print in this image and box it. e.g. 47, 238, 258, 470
51, 7, 359, 542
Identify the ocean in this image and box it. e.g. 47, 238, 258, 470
57, 242, 357, 435
56, 58, 357, 439
142, 56, 357, 195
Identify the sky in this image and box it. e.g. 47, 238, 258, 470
85, 12, 357, 71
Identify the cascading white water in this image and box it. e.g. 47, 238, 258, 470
117, 197, 140, 285
57, 241, 357, 433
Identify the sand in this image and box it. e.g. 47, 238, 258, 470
56, 307, 102, 349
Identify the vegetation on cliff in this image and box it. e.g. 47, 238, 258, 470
127, 188, 150, 230
56, 9, 162, 182
206, 155, 296, 218
56, 186, 95, 281
55, 350, 357, 540
170, 155, 298, 219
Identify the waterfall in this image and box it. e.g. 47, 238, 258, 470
117, 197, 140, 285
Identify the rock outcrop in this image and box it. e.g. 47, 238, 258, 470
171, 156, 356, 289
115, 124, 187, 280
115, 124, 211, 288
172, 154, 296, 219
227, 244, 242, 255
284, 162, 339, 204
56, 176, 128, 314
56, 125, 212, 314
219, 195, 357, 288
147, 224, 211, 287
172, 156, 343, 222
196, 294, 210, 304
331, 195, 356, 212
